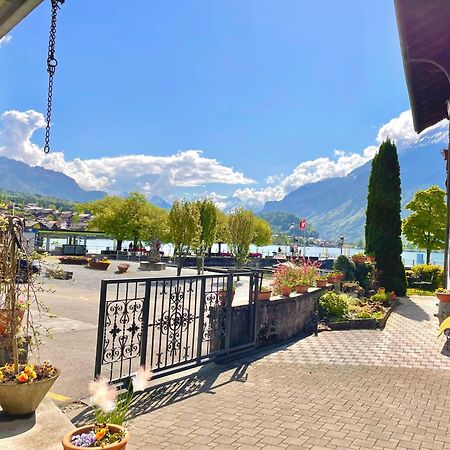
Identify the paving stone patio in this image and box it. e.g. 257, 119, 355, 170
101, 296, 450, 449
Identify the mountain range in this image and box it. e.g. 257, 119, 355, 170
0, 143, 445, 242
262, 143, 446, 241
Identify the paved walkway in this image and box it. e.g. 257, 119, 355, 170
75, 296, 450, 449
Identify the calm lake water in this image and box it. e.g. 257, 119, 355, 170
44, 238, 443, 268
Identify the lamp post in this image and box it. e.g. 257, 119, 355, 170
338, 236, 344, 255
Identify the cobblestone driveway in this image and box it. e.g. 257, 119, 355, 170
125, 296, 450, 449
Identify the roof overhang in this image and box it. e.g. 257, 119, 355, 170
394, 0, 450, 133
0, 0, 44, 39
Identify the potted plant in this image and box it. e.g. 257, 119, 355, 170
59, 256, 89, 265
217, 283, 236, 306
62, 367, 152, 449
436, 288, 450, 302
293, 260, 318, 293
316, 275, 328, 288
272, 265, 297, 297
255, 286, 272, 301
88, 258, 111, 271
0, 216, 59, 416
327, 271, 343, 283
351, 253, 367, 264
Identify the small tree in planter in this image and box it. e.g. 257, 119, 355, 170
0, 216, 59, 416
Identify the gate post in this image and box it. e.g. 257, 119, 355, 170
94, 280, 108, 379
196, 277, 207, 359
139, 280, 152, 368
224, 273, 234, 352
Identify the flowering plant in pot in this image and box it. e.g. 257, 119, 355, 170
316, 275, 328, 288
327, 271, 343, 283
293, 259, 318, 293
62, 366, 152, 449
436, 288, 450, 302
255, 286, 272, 301
272, 264, 297, 296
0, 216, 59, 416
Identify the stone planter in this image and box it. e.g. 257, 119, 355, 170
0, 369, 59, 416
117, 263, 130, 273
88, 260, 110, 271
0, 309, 24, 335
62, 424, 128, 450
295, 285, 309, 294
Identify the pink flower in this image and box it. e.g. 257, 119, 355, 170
88, 378, 117, 413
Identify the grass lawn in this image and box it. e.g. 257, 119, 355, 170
407, 288, 436, 297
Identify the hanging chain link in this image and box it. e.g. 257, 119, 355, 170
44, 0, 65, 154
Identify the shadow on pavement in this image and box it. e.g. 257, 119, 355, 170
0, 411, 36, 438
394, 296, 430, 322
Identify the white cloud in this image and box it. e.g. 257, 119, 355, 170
0, 110, 254, 196
0, 35, 12, 48
376, 109, 447, 149
233, 109, 447, 204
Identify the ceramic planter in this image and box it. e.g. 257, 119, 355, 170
295, 285, 309, 294
436, 292, 450, 302
280, 286, 291, 297
256, 290, 272, 300
117, 263, 130, 273
316, 279, 328, 288
0, 369, 59, 416
62, 424, 128, 450
0, 309, 25, 335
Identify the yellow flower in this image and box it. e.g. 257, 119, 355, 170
24, 365, 35, 376
0, 370, 3, 382
95, 427, 107, 440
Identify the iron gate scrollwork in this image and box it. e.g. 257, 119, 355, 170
95, 272, 259, 386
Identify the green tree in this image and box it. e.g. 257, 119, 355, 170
215, 210, 229, 244
365, 140, 406, 295
402, 186, 446, 264
252, 216, 272, 247
227, 208, 255, 269
168, 200, 201, 275
83, 193, 167, 250
195, 199, 218, 273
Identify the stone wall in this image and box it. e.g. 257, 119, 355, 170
229, 288, 328, 349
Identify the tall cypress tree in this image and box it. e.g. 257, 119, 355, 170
365, 140, 406, 295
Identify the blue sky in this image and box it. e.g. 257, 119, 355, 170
0, 0, 435, 206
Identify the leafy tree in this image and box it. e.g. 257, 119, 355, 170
227, 208, 255, 269
215, 210, 230, 243
364, 140, 406, 295
402, 186, 446, 264
252, 217, 272, 247
168, 200, 201, 275
195, 199, 218, 273
83, 193, 167, 250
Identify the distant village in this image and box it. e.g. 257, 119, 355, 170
0, 202, 92, 232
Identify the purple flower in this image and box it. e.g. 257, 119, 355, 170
71, 430, 96, 447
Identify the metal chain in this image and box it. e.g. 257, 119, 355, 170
44, 0, 65, 154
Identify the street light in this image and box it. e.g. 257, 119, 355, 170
338, 236, 344, 255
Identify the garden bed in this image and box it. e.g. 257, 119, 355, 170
324, 298, 398, 331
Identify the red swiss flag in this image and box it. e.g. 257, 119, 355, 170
299, 219, 307, 230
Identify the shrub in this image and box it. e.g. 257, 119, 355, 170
369, 292, 389, 305
334, 255, 356, 281
411, 264, 443, 290
354, 261, 373, 290
319, 292, 351, 319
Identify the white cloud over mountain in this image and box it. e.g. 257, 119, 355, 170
232, 110, 448, 205
0, 108, 446, 208
0, 110, 254, 196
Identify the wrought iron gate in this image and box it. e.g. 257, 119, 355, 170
94, 272, 259, 386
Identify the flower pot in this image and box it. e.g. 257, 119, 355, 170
88, 260, 111, 271
436, 292, 450, 302
117, 263, 130, 273
351, 255, 367, 264
327, 276, 336, 283
218, 289, 236, 306
0, 369, 59, 416
334, 273, 344, 281
59, 257, 89, 265
295, 285, 309, 294
280, 286, 291, 297
316, 279, 328, 288
0, 309, 24, 335
62, 424, 128, 450
256, 290, 272, 301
